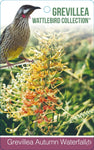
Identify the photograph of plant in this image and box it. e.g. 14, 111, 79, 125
0, 26, 94, 136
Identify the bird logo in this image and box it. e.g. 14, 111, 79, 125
0, 5, 41, 67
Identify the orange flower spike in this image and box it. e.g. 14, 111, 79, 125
39, 110, 43, 114
47, 95, 57, 103
44, 116, 48, 122
23, 100, 32, 107
44, 98, 47, 102
27, 108, 33, 115
39, 97, 43, 103
45, 87, 49, 93
49, 89, 53, 93
34, 109, 39, 114
51, 105, 55, 110
36, 89, 44, 95
47, 96, 53, 101
31, 92, 37, 98
43, 105, 48, 111
48, 105, 51, 109
21, 106, 28, 114
40, 90, 44, 95
34, 101, 39, 105
39, 97, 47, 103
25, 92, 33, 99
25, 91, 37, 99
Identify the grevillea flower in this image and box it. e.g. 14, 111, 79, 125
0, 32, 69, 134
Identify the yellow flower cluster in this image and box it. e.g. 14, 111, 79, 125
0, 33, 69, 129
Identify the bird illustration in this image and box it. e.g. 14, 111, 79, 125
0, 5, 41, 66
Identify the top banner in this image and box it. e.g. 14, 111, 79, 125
1, 0, 93, 27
